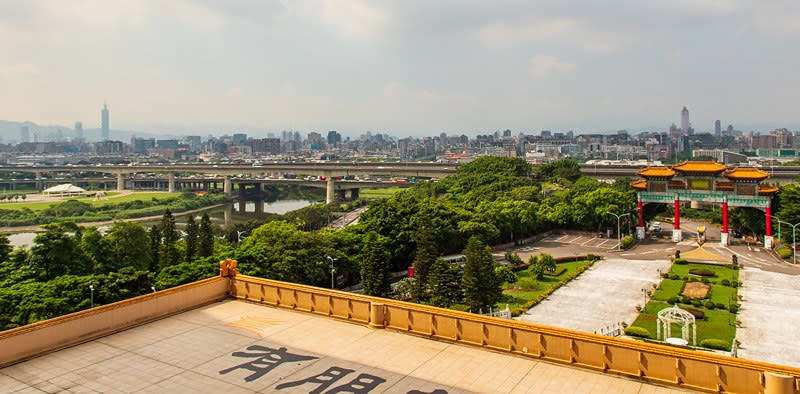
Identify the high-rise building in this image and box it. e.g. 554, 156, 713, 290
327, 130, 341, 146
714, 120, 721, 135
101, 103, 110, 141
232, 133, 247, 144
19, 126, 30, 143
680, 106, 690, 134
74, 121, 84, 140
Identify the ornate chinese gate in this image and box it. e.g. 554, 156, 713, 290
632, 161, 778, 246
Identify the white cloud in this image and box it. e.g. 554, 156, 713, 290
530, 55, 576, 77
478, 18, 576, 45
313, 0, 390, 39
0, 63, 40, 79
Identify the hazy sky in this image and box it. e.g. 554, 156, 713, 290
1, 0, 799, 137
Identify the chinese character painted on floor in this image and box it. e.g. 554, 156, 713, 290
275, 366, 386, 393
275, 366, 355, 393
219, 345, 318, 382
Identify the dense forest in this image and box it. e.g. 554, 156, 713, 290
0, 157, 786, 329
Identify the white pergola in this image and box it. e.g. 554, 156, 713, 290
42, 183, 87, 197
657, 304, 696, 346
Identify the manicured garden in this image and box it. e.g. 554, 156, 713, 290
627, 261, 740, 350
499, 257, 597, 316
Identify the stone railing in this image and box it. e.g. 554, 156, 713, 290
231, 273, 800, 394
0, 276, 229, 368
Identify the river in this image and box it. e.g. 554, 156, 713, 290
7, 198, 317, 248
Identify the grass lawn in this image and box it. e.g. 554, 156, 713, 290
629, 262, 740, 350
0, 192, 181, 212
499, 260, 594, 316
359, 187, 404, 199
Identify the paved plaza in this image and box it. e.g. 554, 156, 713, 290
517, 258, 672, 333
0, 300, 686, 394
737, 267, 800, 367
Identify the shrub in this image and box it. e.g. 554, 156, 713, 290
515, 277, 539, 291
716, 302, 726, 310
721, 279, 730, 286
669, 273, 680, 280
691, 300, 702, 307
704, 300, 716, 309
701, 278, 710, 284
667, 296, 679, 304
494, 265, 518, 284
673, 258, 688, 265
682, 276, 689, 281
686, 308, 705, 319
586, 253, 597, 261
545, 267, 568, 277
621, 235, 635, 249
731, 280, 740, 288
700, 339, 729, 350
778, 247, 792, 259
681, 296, 692, 304
661, 272, 669, 279
688, 277, 697, 282
689, 268, 717, 277
624, 326, 651, 338
729, 304, 740, 314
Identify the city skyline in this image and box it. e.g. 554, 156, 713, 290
1, 1, 799, 136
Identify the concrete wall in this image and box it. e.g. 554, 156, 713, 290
231, 274, 800, 394
0, 276, 229, 368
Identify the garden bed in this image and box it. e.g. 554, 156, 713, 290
627, 262, 740, 350
498, 258, 598, 316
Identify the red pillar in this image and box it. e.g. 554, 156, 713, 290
673, 196, 680, 230
637, 197, 644, 227
766, 205, 772, 237
722, 199, 729, 234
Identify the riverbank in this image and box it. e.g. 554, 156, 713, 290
0, 203, 229, 234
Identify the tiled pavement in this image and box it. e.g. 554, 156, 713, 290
0, 300, 688, 393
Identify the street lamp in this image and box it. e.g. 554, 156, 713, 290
327, 256, 338, 289
641, 287, 648, 312
89, 285, 95, 308
768, 215, 800, 264
605, 211, 631, 251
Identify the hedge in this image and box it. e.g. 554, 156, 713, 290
688, 268, 716, 277
700, 339, 729, 350
624, 326, 651, 338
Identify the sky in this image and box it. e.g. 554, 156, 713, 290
1, 0, 799, 137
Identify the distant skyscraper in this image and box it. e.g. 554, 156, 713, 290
680, 106, 690, 134
74, 121, 84, 140
19, 126, 29, 143
714, 120, 721, 135
101, 103, 110, 141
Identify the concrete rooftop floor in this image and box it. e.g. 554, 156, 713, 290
0, 299, 688, 393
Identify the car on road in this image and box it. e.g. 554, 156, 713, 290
650, 222, 661, 232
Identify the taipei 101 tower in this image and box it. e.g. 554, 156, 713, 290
101, 103, 110, 141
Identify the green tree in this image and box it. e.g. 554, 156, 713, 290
80, 228, 112, 273
532, 253, 556, 279
411, 224, 438, 301
0, 233, 11, 263
106, 221, 152, 272
360, 231, 391, 297
198, 213, 214, 258
160, 209, 180, 266
427, 258, 462, 307
184, 215, 198, 262
29, 223, 90, 280
148, 225, 161, 271
460, 236, 502, 312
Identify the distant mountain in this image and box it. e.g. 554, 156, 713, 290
0, 120, 159, 143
